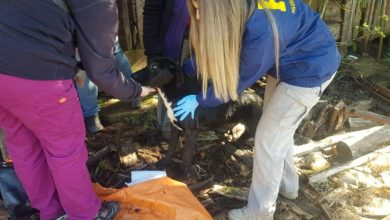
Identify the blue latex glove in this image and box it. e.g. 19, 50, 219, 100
173, 95, 199, 121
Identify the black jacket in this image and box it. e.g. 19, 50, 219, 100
142, 0, 174, 58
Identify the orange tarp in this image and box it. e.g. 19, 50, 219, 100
94, 177, 213, 220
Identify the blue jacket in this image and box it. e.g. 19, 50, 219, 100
0, 0, 141, 101
187, 0, 340, 107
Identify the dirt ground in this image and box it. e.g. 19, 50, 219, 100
0, 52, 389, 219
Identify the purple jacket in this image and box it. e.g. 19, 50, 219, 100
0, 0, 141, 101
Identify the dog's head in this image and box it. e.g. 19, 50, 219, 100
132, 57, 178, 88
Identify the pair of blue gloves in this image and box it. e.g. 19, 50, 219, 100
173, 95, 199, 121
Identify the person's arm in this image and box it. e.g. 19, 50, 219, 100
174, 31, 276, 120
68, 0, 142, 101
143, 0, 166, 59
196, 29, 276, 107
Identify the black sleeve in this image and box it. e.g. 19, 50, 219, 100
143, 0, 166, 58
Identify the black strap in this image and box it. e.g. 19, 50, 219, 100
52, 0, 70, 14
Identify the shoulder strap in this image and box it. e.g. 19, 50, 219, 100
52, 0, 70, 14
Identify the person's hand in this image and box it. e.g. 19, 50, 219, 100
140, 86, 156, 97
173, 95, 199, 121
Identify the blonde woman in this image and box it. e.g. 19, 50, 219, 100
173, 0, 340, 219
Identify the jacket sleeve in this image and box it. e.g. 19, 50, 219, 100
196, 30, 275, 107
68, 0, 141, 102
143, 0, 165, 58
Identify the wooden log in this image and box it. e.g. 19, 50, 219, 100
308, 145, 390, 183
294, 126, 386, 157
301, 104, 332, 138
376, 85, 390, 100
352, 77, 390, 103
347, 109, 390, 125
348, 117, 378, 129
327, 101, 347, 133
336, 125, 390, 161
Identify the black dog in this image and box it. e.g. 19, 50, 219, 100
133, 57, 263, 176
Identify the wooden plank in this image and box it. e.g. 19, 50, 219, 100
121, 0, 133, 50
134, 0, 145, 48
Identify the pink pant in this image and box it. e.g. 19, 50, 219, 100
0, 73, 100, 220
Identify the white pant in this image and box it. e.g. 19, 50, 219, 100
247, 75, 334, 218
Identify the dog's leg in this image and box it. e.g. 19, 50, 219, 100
237, 107, 262, 146
182, 127, 199, 176
156, 124, 180, 170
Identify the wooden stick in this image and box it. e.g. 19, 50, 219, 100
87, 146, 115, 166
318, 202, 333, 220
189, 176, 214, 192
363, 0, 376, 52
211, 185, 249, 202
301, 186, 333, 219
279, 200, 314, 220
320, 0, 329, 19
377, 0, 387, 61
294, 126, 385, 157
308, 145, 390, 183
352, 77, 390, 103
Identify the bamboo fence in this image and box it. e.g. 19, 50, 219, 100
117, 0, 390, 56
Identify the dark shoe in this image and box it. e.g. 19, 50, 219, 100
95, 201, 119, 220
84, 114, 104, 134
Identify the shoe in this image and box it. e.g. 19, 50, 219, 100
84, 114, 104, 134
279, 190, 298, 200
228, 207, 266, 220
95, 201, 119, 220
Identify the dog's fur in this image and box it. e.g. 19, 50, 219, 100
133, 58, 263, 176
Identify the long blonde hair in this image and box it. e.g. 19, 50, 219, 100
187, 0, 279, 102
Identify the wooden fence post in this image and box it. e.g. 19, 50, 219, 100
134, 0, 144, 49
